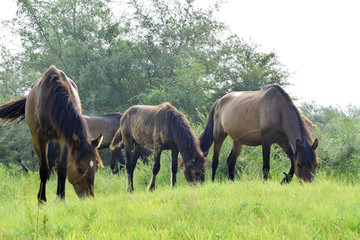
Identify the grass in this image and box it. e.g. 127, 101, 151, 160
0, 164, 360, 239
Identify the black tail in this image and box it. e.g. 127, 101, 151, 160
199, 101, 217, 156
0, 96, 27, 124
110, 128, 123, 150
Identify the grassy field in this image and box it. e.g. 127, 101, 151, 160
0, 164, 359, 239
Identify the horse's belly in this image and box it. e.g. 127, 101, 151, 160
228, 129, 262, 146
132, 134, 154, 149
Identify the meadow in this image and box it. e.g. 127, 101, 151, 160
1, 158, 359, 240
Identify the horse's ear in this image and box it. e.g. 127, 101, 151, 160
295, 139, 302, 150
312, 139, 318, 150
193, 152, 196, 162
73, 133, 81, 149
91, 134, 103, 149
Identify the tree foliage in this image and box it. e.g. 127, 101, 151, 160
0, 0, 290, 170
4, 0, 289, 115
300, 103, 360, 177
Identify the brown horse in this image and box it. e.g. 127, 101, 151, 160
0, 65, 103, 202
48, 113, 151, 174
110, 102, 205, 191
199, 85, 318, 183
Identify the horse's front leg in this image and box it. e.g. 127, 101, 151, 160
171, 148, 179, 187
262, 143, 271, 180
281, 161, 294, 184
212, 136, 226, 181
279, 142, 295, 184
147, 146, 162, 191
261, 138, 271, 181
56, 144, 67, 199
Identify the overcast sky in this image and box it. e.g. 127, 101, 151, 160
1, 0, 359, 109
200, 0, 360, 109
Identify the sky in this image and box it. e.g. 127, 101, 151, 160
198, 0, 360, 109
1, 0, 359, 109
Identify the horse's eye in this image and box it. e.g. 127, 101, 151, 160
77, 168, 83, 174
297, 164, 302, 169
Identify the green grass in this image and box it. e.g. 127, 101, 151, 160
0, 165, 359, 239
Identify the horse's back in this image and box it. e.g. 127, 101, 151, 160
215, 91, 264, 144
216, 86, 293, 145
120, 104, 170, 149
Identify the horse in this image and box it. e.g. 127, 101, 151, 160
199, 85, 319, 183
47, 113, 151, 174
110, 102, 205, 192
0, 65, 103, 202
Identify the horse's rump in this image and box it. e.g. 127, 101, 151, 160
85, 113, 122, 148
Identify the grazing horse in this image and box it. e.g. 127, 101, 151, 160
199, 85, 318, 183
48, 113, 151, 174
110, 102, 205, 191
0, 65, 103, 202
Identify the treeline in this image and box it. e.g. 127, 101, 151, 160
0, 0, 359, 177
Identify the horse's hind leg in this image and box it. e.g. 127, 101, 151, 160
32, 134, 50, 203
212, 135, 226, 181
227, 141, 242, 181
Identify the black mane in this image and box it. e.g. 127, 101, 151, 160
266, 85, 317, 165
165, 103, 203, 159
266, 85, 312, 141
44, 67, 94, 160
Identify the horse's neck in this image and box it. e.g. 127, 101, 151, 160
282, 110, 309, 149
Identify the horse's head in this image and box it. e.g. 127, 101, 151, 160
293, 138, 318, 182
183, 152, 206, 184
67, 133, 103, 198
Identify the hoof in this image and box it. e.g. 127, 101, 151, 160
147, 185, 155, 192
281, 172, 292, 184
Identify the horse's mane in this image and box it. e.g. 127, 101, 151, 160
266, 85, 312, 140
265, 85, 318, 164
44, 66, 94, 159
164, 103, 204, 159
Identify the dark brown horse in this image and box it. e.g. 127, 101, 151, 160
199, 85, 318, 183
110, 102, 205, 191
0, 66, 103, 202
48, 113, 151, 174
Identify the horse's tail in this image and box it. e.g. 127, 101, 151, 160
110, 128, 123, 150
199, 101, 217, 156
0, 96, 27, 124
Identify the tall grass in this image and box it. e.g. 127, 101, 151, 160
0, 164, 359, 239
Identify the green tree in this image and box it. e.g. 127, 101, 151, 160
0, 0, 291, 169
300, 103, 360, 177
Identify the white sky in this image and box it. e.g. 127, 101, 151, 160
1, 0, 359, 108
201, 0, 360, 108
